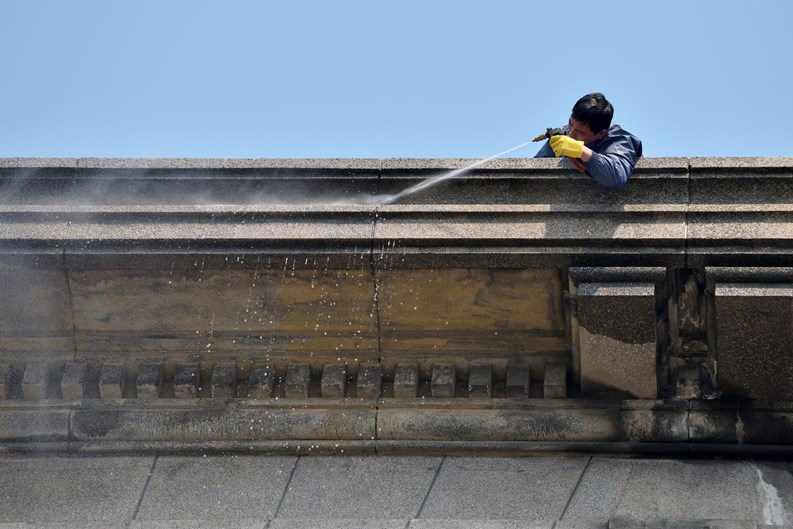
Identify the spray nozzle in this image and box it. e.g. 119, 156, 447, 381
532, 127, 566, 142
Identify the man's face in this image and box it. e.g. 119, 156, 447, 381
568, 117, 606, 145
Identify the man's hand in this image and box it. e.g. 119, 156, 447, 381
550, 135, 584, 158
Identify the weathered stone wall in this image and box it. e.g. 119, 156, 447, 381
1, 156, 793, 452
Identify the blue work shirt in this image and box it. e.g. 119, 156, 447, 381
535, 124, 642, 190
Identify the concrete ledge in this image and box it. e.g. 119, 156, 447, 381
66, 399, 377, 444
1, 397, 792, 456
608, 517, 762, 529
4, 156, 789, 269
0, 405, 71, 442
377, 399, 688, 443
689, 156, 793, 169
75, 157, 383, 170
0, 157, 80, 168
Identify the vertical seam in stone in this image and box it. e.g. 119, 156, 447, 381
684, 158, 692, 268
372, 158, 385, 361
67, 406, 74, 442
127, 455, 158, 527
559, 456, 592, 521
374, 393, 381, 453
371, 213, 383, 361
415, 455, 445, 518
273, 455, 300, 519
62, 250, 78, 362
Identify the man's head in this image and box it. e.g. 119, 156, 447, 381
568, 92, 613, 144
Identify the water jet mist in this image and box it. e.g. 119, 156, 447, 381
375, 141, 532, 205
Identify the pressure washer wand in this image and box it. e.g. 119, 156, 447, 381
533, 127, 587, 173
377, 141, 532, 205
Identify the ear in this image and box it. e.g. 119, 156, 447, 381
595, 129, 608, 141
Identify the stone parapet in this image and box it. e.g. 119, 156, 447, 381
1, 157, 793, 450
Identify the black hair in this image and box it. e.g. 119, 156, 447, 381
571, 92, 613, 134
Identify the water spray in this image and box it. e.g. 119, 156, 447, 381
376, 141, 532, 205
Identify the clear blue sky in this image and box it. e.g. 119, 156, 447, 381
1, 0, 791, 159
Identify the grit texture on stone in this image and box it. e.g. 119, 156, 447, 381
394, 364, 419, 399
248, 363, 275, 399
174, 364, 199, 399
505, 364, 530, 398
136, 364, 164, 399
356, 362, 383, 399
577, 282, 658, 399
419, 457, 588, 520
135, 455, 297, 521
61, 362, 88, 400
431, 364, 456, 398
714, 283, 793, 401
276, 456, 442, 519
210, 363, 237, 399
0, 456, 154, 523
543, 364, 567, 399
321, 363, 347, 399
99, 364, 127, 399
285, 364, 311, 399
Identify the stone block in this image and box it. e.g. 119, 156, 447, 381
431, 364, 456, 398
0, 265, 74, 357
72, 405, 377, 443
136, 364, 163, 399
285, 363, 310, 399
211, 363, 237, 399
676, 364, 702, 399
0, 363, 12, 399
61, 362, 88, 400
272, 456, 437, 520
22, 363, 50, 400
247, 363, 274, 399
605, 456, 781, 523
544, 364, 567, 399
356, 362, 382, 399
505, 364, 530, 398
0, 453, 156, 524
393, 363, 418, 399
134, 455, 297, 523
376, 268, 567, 357
416, 456, 589, 520
174, 364, 199, 399
577, 282, 658, 399
0, 408, 72, 442
467, 362, 492, 398
713, 282, 793, 401
609, 517, 756, 529
321, 363, 347, 399
99, 364, 127, 399
68, 266, 378, 362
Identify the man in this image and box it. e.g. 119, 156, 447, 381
535, 92, 642, 189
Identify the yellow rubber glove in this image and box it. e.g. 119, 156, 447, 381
550, 135, 584, 158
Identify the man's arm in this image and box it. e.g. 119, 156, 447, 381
534, 140, 555, 158
580, 133, 641, 190
537, 128, 641, 189
581, 146, 634, 190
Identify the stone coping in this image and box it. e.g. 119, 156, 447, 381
0, 156, 781, 171
1, 156, 791, 269
1, 155, 790, 170
1, 396, 792, 455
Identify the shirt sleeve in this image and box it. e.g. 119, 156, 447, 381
534, 141, 555, 158
583, 137, 639, 190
